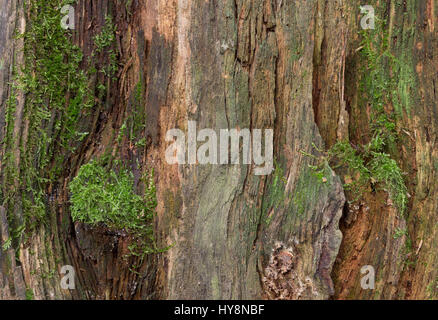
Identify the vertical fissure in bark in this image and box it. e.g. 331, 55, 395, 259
2, 0, 435, 301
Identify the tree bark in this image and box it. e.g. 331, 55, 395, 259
0, 0, 437, 300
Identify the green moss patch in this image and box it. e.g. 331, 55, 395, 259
69, 160, 156, 237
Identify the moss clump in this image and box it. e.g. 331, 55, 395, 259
368, 152, 407, 213
25, 288, 34, 300
93, 15, 116, 54
0, 0, 96, 248
93, 14, 118, 79
69, 160, 156, 237
328, 11, 409, 217
329, 140, 407, 216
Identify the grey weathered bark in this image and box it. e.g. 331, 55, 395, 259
1, 0, 437, 300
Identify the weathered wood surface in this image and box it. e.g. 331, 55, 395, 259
0, 0, 437, 300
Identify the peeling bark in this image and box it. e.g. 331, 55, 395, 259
1, 0, 437, 300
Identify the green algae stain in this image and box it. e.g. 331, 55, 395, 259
292, 163, 332, 219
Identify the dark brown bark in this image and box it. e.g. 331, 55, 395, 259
1, 0, 437, 300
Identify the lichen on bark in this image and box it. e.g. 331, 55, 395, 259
1, 0, 437, 301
